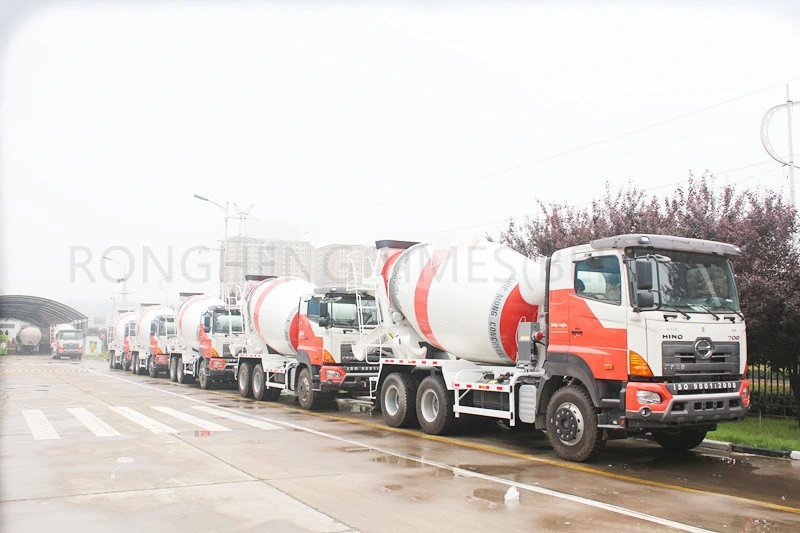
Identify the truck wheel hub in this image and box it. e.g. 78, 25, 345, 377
554, 403, 583, 445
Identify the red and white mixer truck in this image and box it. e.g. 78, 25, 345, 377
50, 324, 85, 360
109, 311, 137, 370
129, 304, 175, 377
233, 275, 379, 409
354, 235, 751, 462
171, 294, 245, 389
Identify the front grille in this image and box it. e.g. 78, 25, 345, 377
340, 348, 379, 374
662, 341, 740, 376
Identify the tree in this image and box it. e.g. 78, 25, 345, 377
499, 174, 800, 423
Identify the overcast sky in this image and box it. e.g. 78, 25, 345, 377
1, 0, 798, 312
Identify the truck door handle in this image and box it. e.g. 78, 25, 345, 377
571, 329, 583, 335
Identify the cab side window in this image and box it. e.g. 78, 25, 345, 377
574, 256, 622, 305
306, 297, 321, 324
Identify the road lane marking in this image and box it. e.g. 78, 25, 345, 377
191, 405, 281, 430
87, 371, 730, 531
21, 410, 60, 440
152, 406, 231, 432
67, 408, 121, 437
93, 370, 800, 516
109, 406, 178, 434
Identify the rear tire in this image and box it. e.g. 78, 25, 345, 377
545, 385, 605, 462
652, 429, 707, 452
198, 359, 212, 390
169, 357, 178, 382
296, 367, 318, 410
252, 364, 266, 401
415, 375, 457, 435
238, 362, 253, 398
177, 359, 194, 385
381, 372, 419, 428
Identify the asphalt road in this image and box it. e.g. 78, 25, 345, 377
1, 354, 798, 533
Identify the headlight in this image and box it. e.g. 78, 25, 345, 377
741, 386, 750, 400
325, 370, 342, 380
636, 390, 662, 405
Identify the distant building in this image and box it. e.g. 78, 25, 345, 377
221, 237, 314, 290
313, 244, 376, 288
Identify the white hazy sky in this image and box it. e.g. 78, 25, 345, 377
1, 0, 798, 311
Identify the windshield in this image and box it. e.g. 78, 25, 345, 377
329, 296, 379, 327
58, 331, 83, 340
638, 249, 740, 312
159, 321, 176, 336
214, 312, 244, 334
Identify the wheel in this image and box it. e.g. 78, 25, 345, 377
296, 367, 318, 410
381, 372, 419, 428
198, 359, 212, 389
108, 352, 114, 369
148, 356, 158, 378
238, 362, 253, 398
652, 429, 707, 452
169, 357, 178, 382
546, 386, 605, 462
176, 359, 194, 384
130, 355, 136, 374
122, 356, 130, 372
415, 375, 456, 435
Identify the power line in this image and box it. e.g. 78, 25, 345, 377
306, 116, 764, 228
299, 76, 800, 224
411, 163, 783, 239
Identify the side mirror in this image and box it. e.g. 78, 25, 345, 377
150, 323, 156, 336
635, 259, 653, 291
202, 316, 212, 334
318, 317, 332, 329
319, 301, 329, 319
637, 290, 655, 309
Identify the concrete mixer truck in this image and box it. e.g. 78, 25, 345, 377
50, 324, 85, 359
128, 304, 175, 377
170, 294, 245, 389
15, 326, 43, 354
232, 276, 379, 409
109, 311, 137, 370
354, 235, 751, 462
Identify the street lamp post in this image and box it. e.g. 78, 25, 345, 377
193, 194, 229, 298
102, 256, 130, 311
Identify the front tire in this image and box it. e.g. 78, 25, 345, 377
296, 367, 318, 410
652, 429, 707, 452
122, 356, 130, 372
238, 362, 253, 398
546, 385, 605, 462
198, 359, 212, 390
415, 375, 456, 435
148, 356, 157, 378
381, 373, 419, 428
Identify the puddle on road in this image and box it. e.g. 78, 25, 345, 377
457, 464, 521, 477
373, 455, 426, 468
380, 484, 403, 492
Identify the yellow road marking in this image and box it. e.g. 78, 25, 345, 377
204, 387, 800, 516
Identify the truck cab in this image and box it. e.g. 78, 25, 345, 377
52, 329, 84, 360
541, 235, 749, 457
147, 316, 180, 377
192, 306, 245, 387
294, 288, 380, 409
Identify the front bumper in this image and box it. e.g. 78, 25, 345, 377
624, 379, 750, 429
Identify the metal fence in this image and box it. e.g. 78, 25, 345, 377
746, 364, 798, 417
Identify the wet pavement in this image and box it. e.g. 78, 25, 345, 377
1, 354, 798, 532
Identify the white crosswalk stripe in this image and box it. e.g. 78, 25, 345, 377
152, 406, 231, 432
109, 406, 178, 434
67, 408, 121, 437
191, 405, 282, 430
21, 410, 60, 440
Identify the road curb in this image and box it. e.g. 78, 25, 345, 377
701, 439, 799, 460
